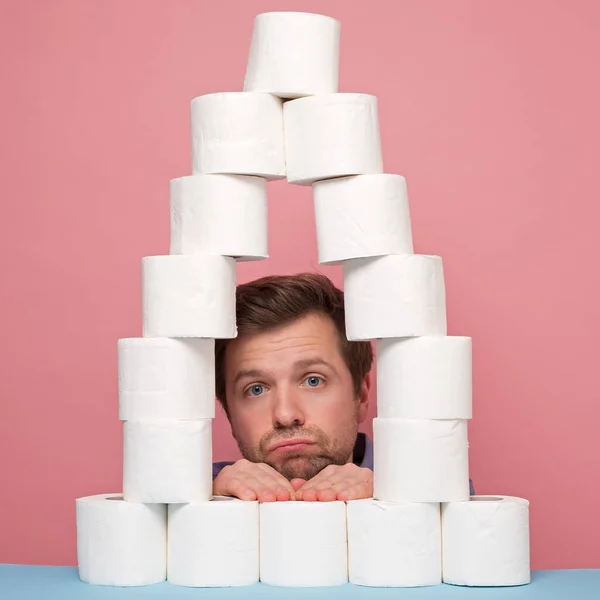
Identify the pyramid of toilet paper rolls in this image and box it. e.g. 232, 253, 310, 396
75, 12, 531, 588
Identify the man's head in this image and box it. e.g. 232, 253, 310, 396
215, 273, 373, 481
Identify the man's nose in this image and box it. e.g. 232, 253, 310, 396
272, 385, 306, 429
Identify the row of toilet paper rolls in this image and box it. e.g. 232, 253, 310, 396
191, 92, 382, 185
170, 173, 412, 265
118, 336, 472, 421
77, 493, 530, 588
119, 418, 470, 505
141, 252, 446, 340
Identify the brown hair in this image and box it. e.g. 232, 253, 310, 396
215, 272, 373, 412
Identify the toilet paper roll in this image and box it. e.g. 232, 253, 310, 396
244, 12, 340, 98
376, 336, 472, 419
260, 501, 347, 586
343, 254, 447, 340
191, 92, 285, 179
373, 418, 470, 502
117, 337, 215, 421
168, 497, 259, 587
76, 493, 167, 586
123, 420, 212, 503
347, 499, 441, 587
283, 93, 383, 185
313, 174, 413, 264
170, 174, 267, 261
142, 254, 236, 339
442, 496, 531, 586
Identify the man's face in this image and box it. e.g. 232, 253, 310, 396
223, 312, 370, 481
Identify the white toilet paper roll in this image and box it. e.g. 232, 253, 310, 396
260, 501, 347, 586
191, 92, 285, 179
123, 420, 212, 503
244, 12, 340, 98
170, 174, 267, 261
343, 254, 447, 340
168, 497, 259, 587
376, 336, 472, 419
283, 93, 383, 185
442, 496, 531, 586
117, 337, 215, 421
313, 174, 413, 264
347, 499, 441, 587
76, 493, 167, 586
142, 255, 236, 339
373, 418, 470, 502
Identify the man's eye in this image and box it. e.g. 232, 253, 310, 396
304, 376, 323, 387
246, 384, 265, 396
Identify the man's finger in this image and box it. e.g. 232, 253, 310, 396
315, 487, 338, 502
296, 471, 346, 498
219, 476, 259, 502
252, 470, 297, 501
242, 474, 286, 502
294, 466, 339, 500
296, 465, 340, 489
297, 479, 335, 500
255, 463, 297, 497
336, 483, 372, 502
256, 475, 294, 501
299, 485, 338, 502
229, 472, 292, 503
290, 478, 306, 492
296, 477, 337, 501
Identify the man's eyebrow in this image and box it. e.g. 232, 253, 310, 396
294, 358, 339, 375
233, 369, 266, 385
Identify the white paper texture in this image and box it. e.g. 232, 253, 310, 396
313, 174, 413, 264
442, 496, 531, 586
170, 174, 267, 261
376, 336, 472, 419
141, 255, 236, 338
284, 93, 383, 184
168, 497, 259, 587
244, 11, 340, 98
76, 493, 167, 586
343, 254, 447, 340
117, 337, 215, 420
373, 418, 470, 502
347, 498, 442, 587
191, 92, 285, 179
123, 420, 212, 503
259, 501, 348, 586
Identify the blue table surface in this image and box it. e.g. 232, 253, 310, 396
1, 565, 599, 599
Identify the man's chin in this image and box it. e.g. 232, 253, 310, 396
268, 453, 330, 481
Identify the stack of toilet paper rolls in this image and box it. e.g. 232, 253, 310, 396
280, 13, 530, 588
75, 11, 530, 589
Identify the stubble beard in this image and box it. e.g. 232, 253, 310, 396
237, 423, 358, 481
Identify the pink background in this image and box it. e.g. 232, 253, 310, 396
1, 0, 599, 570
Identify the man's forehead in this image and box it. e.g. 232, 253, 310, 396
223, 313, 343, 377
229, 314, 337, 355
227, 340, 336, 373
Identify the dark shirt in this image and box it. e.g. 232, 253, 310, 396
212, 432, 475, 495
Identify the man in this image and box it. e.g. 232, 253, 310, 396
212, 272, 374, 502
212, 272, 474, 502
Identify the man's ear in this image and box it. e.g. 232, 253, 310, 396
357, 372, 371, 424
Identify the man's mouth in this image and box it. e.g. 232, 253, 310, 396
269, 438, 315, 453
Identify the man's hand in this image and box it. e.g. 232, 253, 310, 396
292, 463, 373, 502
213, 459, 297, 502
